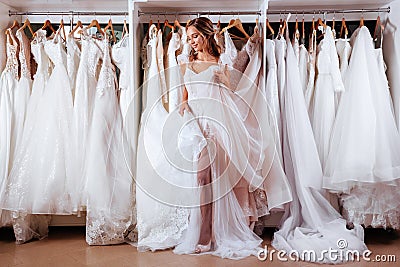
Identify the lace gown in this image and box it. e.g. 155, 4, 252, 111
137, 25, 197, 251
311, 26, 345, 170
165, 32, 182, 111
338, 34, 400, 229
66, 35, 81, 98
1, 30, 75, 215
272, 28, 367, 264
10, 29, 32, 169
0, 29, 19, 227
83, 39, 134, 245
73, 31, 102, 210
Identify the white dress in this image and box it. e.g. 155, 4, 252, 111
265, 39, 282, 163
311, 26, 345, 169
10, 29, 32, 168
73, 31, 102, 210
338, 41, 400, 229
272, 30, 367, 264
304, 30, 317, 117
83, 39, 134, 245
383, 18, 400, 129
323, 26, 400, 193
0, 29, 19, 227
66, 35, 81, 98
1, 31, 75, 215
298, 43, 308, 93
166, 32, 182, 111
137, 25, 197, 251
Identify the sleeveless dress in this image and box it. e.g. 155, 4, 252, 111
83, 39, 135, 245
10, 29, 32, 169
0, 29, 19, 227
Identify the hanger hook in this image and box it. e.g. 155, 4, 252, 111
302, 11, 305, 19
333, 11, 335, 20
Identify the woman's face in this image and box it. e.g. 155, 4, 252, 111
187, 26, 205, 52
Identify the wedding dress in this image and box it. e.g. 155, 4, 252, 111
323, 26, 400, 193
335, 28, 400, 229
73, 30, 102, 210
298, 43, 308, 93
10, 29, 32, 168
304, 29, 317, 117
137, 24, 198, 251
82, 38, 134, 245
271, 27, 367, 264
166, 32, 182, 111
1, 29, 73, 243
0, 29, 19, 227
66, 35, 81, 98
311, 26, 345, 169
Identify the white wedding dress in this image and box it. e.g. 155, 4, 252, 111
272, 28, 367, 264
0, 29, 19, 227
66, 35, 81, 98
10, 29, 32, 169
333, 28, 400, 229
73, 30, 103, 211
166, 32, 182, 111
82, 39, 134, 245
311, 26, 345, 169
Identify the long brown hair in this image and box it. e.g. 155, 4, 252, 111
186, 17, 220, 61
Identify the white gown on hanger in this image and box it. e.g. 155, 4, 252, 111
272, 28, 367, 264
265, 39, 282, 163
137, 25, 199, 251
304, 30, 317, 117
0, 29, 19, 227
338, 33, 400, 229
66, 35, 81, 98
323, 26, 400, 193
83, 38, 134, 245
1, 30, 75, 215
10, 29, 32, 168
166, 32, 183, 111
311, 26, 345, 169
298, 43, 308, 93
73, 31, 102, 211
383, 18, 400, 129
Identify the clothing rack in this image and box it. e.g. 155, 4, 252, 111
8, 11, 128, 17
138, 10, 262, 17
266, 7, 390, 15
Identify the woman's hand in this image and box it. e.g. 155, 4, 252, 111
214, 64, 232, 91
179, 101, 191, 116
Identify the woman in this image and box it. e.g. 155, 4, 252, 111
136, 17, 291, 259
173, 17, 291, 258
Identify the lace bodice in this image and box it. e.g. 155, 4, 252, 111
31, 29, 51, 77
80, 31, 103, 77
16, 29, 31, 79
44, 32, 67, 67
5, 29, 19, 80
336, 39, 352, 78
112, 34, 129, 90
266, 39, 277, 68
96, 40, 117, 97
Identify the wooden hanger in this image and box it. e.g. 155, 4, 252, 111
81, 19, 105, 36
69, 20, 83, 37
5, 20, 19, 34
221, 18, 250, 39
18, 18, 35, 37
360, 14, 364, 27
266, 18, 275, 38
302, 17, 305, 42
104, 18, 116, 43
373, 15, 383, 40
42, 19, 56, 34
174, 18, 181, 29
163, 19, 174, 32
122, 19, 129, 37
340, 17, 348, 38
59, 18, 67, 41
157, 19, 160, 30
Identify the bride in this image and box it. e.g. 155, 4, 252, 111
136, 17, 291, 259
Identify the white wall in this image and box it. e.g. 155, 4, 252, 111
0, 2, 13, 72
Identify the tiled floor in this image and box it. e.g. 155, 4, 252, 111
0, 227, 399, 266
